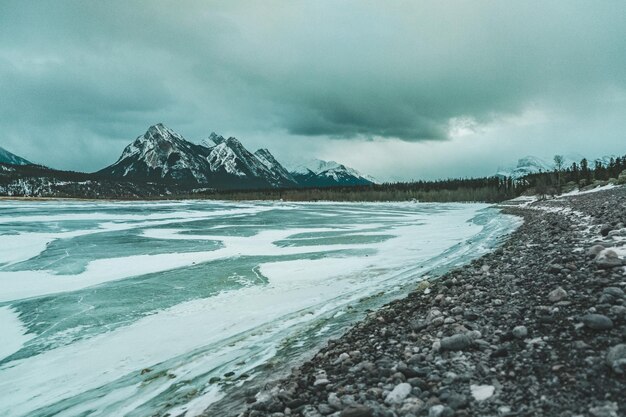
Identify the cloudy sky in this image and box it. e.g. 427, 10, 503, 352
1, 1, 625, 180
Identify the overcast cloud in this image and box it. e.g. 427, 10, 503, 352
1, 1, 625, 180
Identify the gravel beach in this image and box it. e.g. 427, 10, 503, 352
237, 186, 626, 417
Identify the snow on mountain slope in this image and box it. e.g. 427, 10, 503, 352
206, 137, 296, 187
496, 154, 620, 179
100, 125, 297, 188
285, 158, 376, 187
98, 123, 214, 184
254, 149, 297, 184
0, 146, 31, 166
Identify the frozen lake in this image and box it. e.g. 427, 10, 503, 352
0, 200, 520, 417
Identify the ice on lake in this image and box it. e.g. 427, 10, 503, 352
0, 200, 521, 417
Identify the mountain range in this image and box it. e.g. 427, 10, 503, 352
496, 154, 618, 180
98, 124, 375, 189
0, 146, 31, 166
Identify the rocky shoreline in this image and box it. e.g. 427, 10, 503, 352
237, 187, 626, 417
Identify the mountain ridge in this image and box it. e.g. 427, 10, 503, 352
99, 124, 373, 189
496, 154, 619, 179
0, 146, 31, 166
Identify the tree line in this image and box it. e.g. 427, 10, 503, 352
196, 153, 626, 203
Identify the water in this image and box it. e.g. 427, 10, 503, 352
0, 200, 521, 417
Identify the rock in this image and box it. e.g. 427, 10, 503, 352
327, 393, 342, 410
440, 334, 472, 351
302, 405, 323, 417
600, 225, 613, 237
548, 287, 568, 302
595, 249, 623, 269
498, 405, 512, 415
431, 316, 445, 327
426, 309, 442, 322
582, 314, 614, 330
314, 370, 330, 386
446, 393, 468, 409
317, 403, 334, 415
606, 344, 626, 374
512, 325, 528, 339
334, 352, 350, 364
603, 287, 625, 298
410, 319, 428, 331
589, 402, 619, 417
429, 404, 454, 417
470, 384, 495, 401
587, 244, 606, 257
463, 311, 479, 321
400, 398, 424, 415
384, 382, 412, 405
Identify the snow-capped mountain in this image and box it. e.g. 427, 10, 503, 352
99, 124, 297, 189
285, 158, 376, 187
495, 156, 553, 179
254, 148, 297, 185
204, 135, 296, 187
98, 124, 214, 183
496, 154, 619, 179
0, 146, 31, 166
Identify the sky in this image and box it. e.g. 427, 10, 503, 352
1, 1, 625, 181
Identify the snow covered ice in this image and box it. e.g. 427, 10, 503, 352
0, 200, 520, 416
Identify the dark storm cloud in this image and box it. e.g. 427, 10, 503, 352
0, 1, 625, 174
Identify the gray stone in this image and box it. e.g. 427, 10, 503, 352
446, 393, 468, 409
340, 405, 373, 417
548, 287, 568, 302
317, 403, 334, 415
327, 393, 342, 410
582, 314, 614, 330
430, 316, 445, 327
603, 287, 625, 298
589, 402, 619, 417
429, 404, 454, 417
440, 334, 472, 351
587, 244, 606, 257
595, 250, 623, 269
384, 382, 412, 405
512, 325, 528, 339
399, 398, 424, 415
606, 344, 626, 374
302, 405, 323, 417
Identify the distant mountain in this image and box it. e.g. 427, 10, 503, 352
496, 154, 618, 179
254, 148, 297, 185
99, 124, 297, 189
285, 158, 376, 187
0, 146, 31, 166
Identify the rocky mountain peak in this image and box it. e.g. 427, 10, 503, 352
0, 146, 31, 166
208, 132, 226, 145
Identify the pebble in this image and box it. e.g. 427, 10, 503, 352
340, 405, 374, 417
470, 384, 495, 401
581, 314, 614, 330
589, 402, 619, 417
605, 344, 626, 374
384, 382, 412, 405
428, 404, 453, 417
548, 287, 568, 302
512, 325, 528, 339
440, 334, 472, 351
587, 244, 605, 257
602, 287, 624, 298
595, 249, 623, 269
